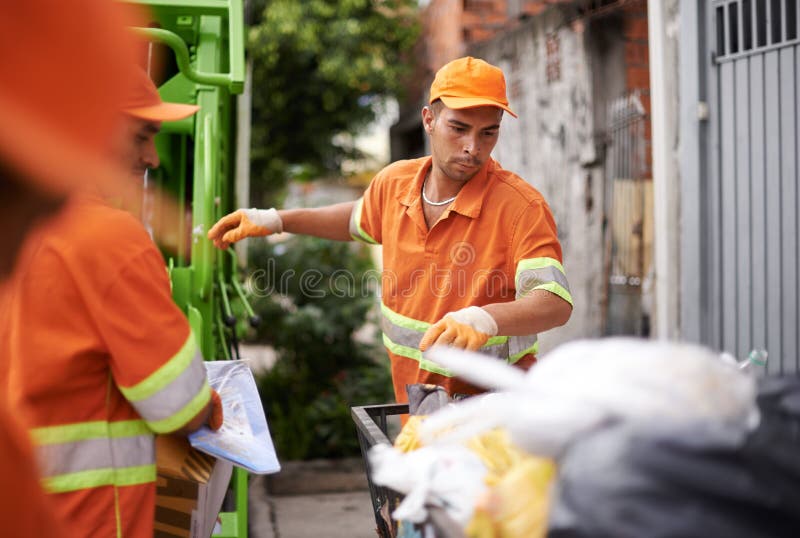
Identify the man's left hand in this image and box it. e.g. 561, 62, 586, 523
419, 306, 498, 351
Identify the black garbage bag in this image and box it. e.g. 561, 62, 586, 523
548, 375, 800, 538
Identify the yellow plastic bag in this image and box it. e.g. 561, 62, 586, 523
466, 430, 555, 538
394, 415, 426, 453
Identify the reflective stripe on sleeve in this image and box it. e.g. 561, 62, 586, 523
380, 303, 538, 375
31, 420, 156, 493
144, 383, 211, 434
515, 257, 573, 305
349, 198, 379, 244
117, 330, 212, 432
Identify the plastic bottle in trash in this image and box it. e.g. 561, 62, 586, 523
738, 349, 768, 375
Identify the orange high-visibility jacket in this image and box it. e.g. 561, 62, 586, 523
350, 157, 572, 401
0, 405, 66, 537
1, 196, 211, 537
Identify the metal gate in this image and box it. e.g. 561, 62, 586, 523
704, 0, 800, 373
603, 91, 653, 336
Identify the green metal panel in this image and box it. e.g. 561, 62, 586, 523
131, 0, 244, 93
128, 1, 252, 535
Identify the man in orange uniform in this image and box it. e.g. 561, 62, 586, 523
208, 57, 573, 403
0, 1, 143, 536
1, 66, 223, 536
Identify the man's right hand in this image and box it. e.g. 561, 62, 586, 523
208, 389, 224, 431
207, 208, 283, 249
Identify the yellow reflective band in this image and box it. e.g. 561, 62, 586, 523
350, 198, 379, 245
383, 334, 455, 377
381, 302, 431, 333
119, 330, 198, 402
32, 420, 149, 445
108, 420, 152, 438
516, 257, 566, 275
487, 336, 507, 346
508, 341, 539, 364
42, 464, 156, 494
145, 382, 212, 434
533, 281, 573, 306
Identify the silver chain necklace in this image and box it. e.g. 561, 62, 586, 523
422, 176, 457, 206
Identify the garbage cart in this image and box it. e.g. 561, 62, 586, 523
351, 403, 464, 538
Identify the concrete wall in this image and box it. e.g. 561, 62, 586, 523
469, 11, 613, 351
650, 0, 682, 340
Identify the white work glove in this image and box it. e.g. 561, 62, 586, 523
419, 306, 498, 351
207, 208, 283, 249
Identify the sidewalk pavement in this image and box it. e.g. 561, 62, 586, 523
248, 458, 379, 538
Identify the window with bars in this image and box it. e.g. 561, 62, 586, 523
715, 0, 799, 60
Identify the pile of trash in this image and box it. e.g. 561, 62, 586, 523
368, 338, 800, 537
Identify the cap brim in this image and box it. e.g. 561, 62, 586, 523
439, 95, 518, 118
124, 102, 200, 122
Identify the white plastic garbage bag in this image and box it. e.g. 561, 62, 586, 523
419, 338, 759, 457
369, 443, 488, 526
549, 376, 800, 538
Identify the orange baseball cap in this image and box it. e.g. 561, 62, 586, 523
0, 0, 142, 196
123, 68, 200, 122
429, 56, 517, 118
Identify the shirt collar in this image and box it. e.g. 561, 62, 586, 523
398, 157, 432, 207
397, 157, 495, 220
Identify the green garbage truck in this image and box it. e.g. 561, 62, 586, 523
128, 0, 253, 535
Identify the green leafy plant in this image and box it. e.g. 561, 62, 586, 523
247, 0, 420, 203
248, 236, 392, 459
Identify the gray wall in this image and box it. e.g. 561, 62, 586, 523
471, 12, 626, 352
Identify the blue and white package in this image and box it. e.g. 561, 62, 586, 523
189, 360, 281, 474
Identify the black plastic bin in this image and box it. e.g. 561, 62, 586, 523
351, 403, 463, 538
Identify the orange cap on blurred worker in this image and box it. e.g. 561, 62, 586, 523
124, 68, 200, 122
429, 56, 517, 118
0, 0, 140, 195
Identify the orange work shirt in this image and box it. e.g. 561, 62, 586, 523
1, 196, 211, 538
350, 157, 572, 401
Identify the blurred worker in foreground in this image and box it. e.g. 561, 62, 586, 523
0, 1, 140, 536
1, 66, 223, 537
208, 57, 573, 403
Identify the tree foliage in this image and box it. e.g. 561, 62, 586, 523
249, 237, 393, 459
247, 0, 420, 204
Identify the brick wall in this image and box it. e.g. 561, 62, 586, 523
461, 0, 509, 42
422, 0, 465, 76
624, 4, 649, 93
622, 0, 651, 173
